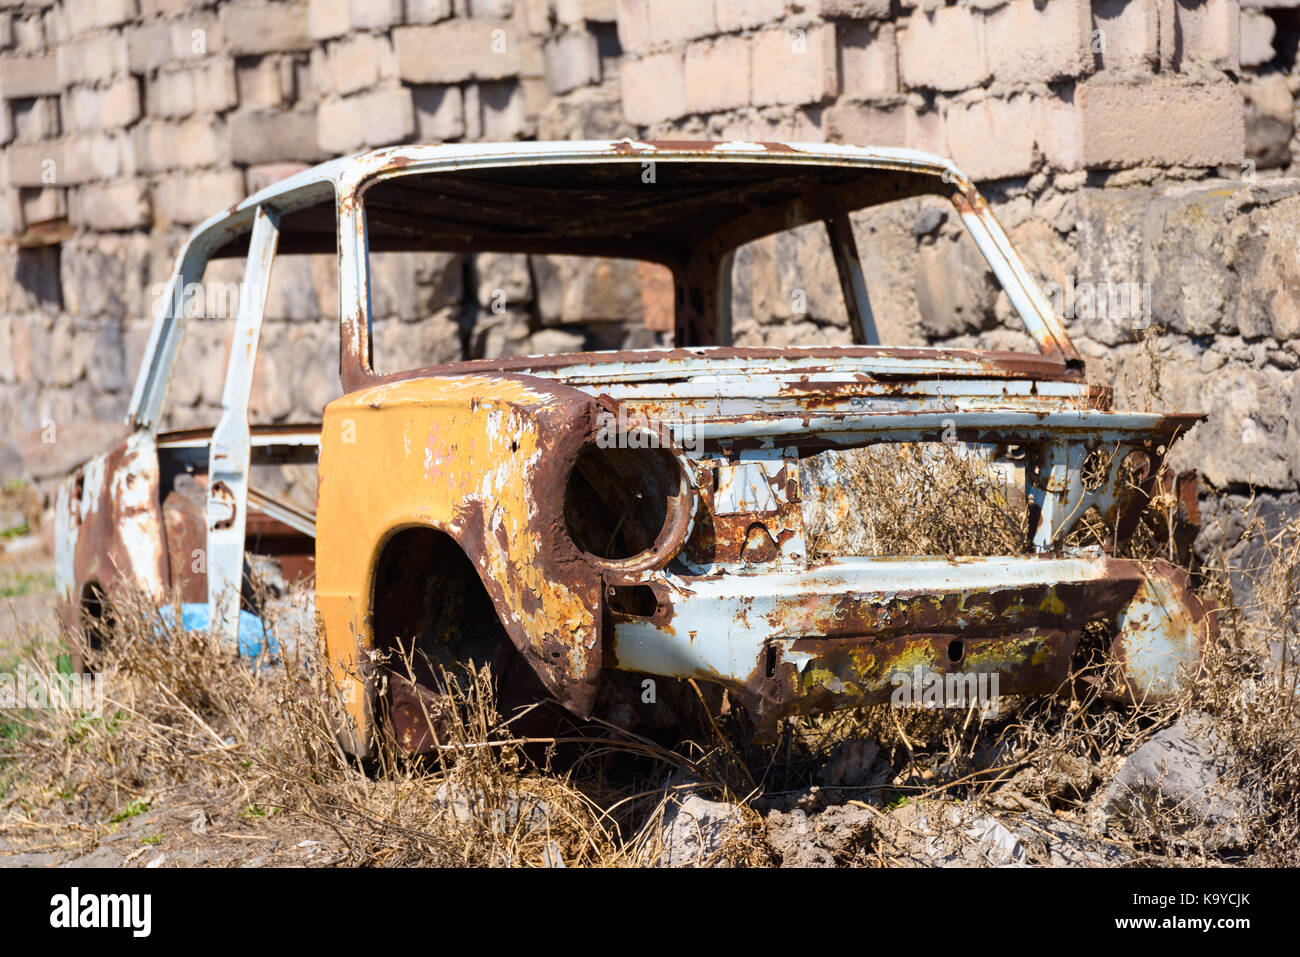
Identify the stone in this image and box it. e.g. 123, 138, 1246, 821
621, 52, 685, 125
60, 238, 138, 321
152, 170, 244, 225
11, 96, 60, 143
824, 100, 909, 147
193, 57, 238, 114
1003, 802, 1134, 866
467, 0, 516, 16
127, 21, 176, 74
470, 309, 531, 358
531, 254, 644, 324
912, 207, 946, 237
617, 0, 651, 56
462, 83, 483, 139
332, 33, 382, 96
263, 252, 326, 321
474, 251, 532, 306
984, 0, 1092, 85
405, 0, 454, 25
716, 0, 785, 32
1073, 185, 1158, 345
683, 35, 750, 114
751, 23, 837, 108
220, 2, 312, 57
65, 130, 137, 183
657, 789, 745, 867
1067, 75, 1244, 170
375, 310, 464, 371
837, 21, 897, 99
65, 0, 138, 35
524, 327, 585, 355
479, 81, 526, 138
1102, 714, 1263, 851
231, 110, 323, 164
236, 55, 294, 111
412, 84, 466, 141
944, 92, 1041, 181
1158, 359, 1294, 489
316, 95, 364, 154
1229, 181, 1300, 342
875, 800, 1027, 867
359, 86, 415, 147
309, 0, 350, 40
646, 0, 716, 47
58, 34, 129, 87
817, 0, 890, 16
1138, 182, 1240, 338
351, 0, 402, 30
19, 187, 65, 225
730, 222, 845, 328
6, 142, 62, 188
1243, 73, 1292, 169
544, 28, 601, 93
74, 179, 150, 231
369, 250, 464, 319
1240, 8, 1276, 66
101, 77, 142, 129
556, 0, 618, 25
915, 232, 999, 338
1090, 0, 1160, 70
1174, 0, 1239, 70
536, 81, 632, 138
898, 5, 988, 92
394, 21, 522, 83
0, 55, 62, 98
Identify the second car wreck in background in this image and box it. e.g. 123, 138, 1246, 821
53, 140, 1217, 752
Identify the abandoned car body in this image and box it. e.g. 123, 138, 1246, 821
53, 140, 1217, 752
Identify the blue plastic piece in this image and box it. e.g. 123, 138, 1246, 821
158, 604, 279, 658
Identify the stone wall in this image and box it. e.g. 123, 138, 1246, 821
0, 0, 1296, 549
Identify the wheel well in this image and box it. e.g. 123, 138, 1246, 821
76, 581, 113, 668
370, 527, 509, 678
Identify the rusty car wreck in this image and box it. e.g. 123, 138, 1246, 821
52, 140, 1217, 754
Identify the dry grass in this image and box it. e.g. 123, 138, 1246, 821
801, 439, 1299, 864
2, 441, 1296, 867
0, 589, 671, 867
803, 442, 1026, 559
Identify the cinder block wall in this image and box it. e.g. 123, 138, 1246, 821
0, 0, 1296, 559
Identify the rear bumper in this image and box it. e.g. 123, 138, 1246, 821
609, 554, 1212, 723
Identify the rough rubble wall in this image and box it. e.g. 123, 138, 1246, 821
0, 0, 1296, 553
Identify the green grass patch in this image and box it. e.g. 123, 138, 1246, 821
109, 799, 151, 824
0, 570, 56, 598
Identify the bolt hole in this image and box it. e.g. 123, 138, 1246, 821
947, 639, 964, 664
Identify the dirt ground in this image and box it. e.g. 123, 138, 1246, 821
2, 480, 1296, 868
0, 541, 353, 868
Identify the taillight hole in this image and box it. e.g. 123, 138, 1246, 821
947, 639, 964, 664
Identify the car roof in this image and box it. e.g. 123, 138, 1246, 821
190, 140, 975, 259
